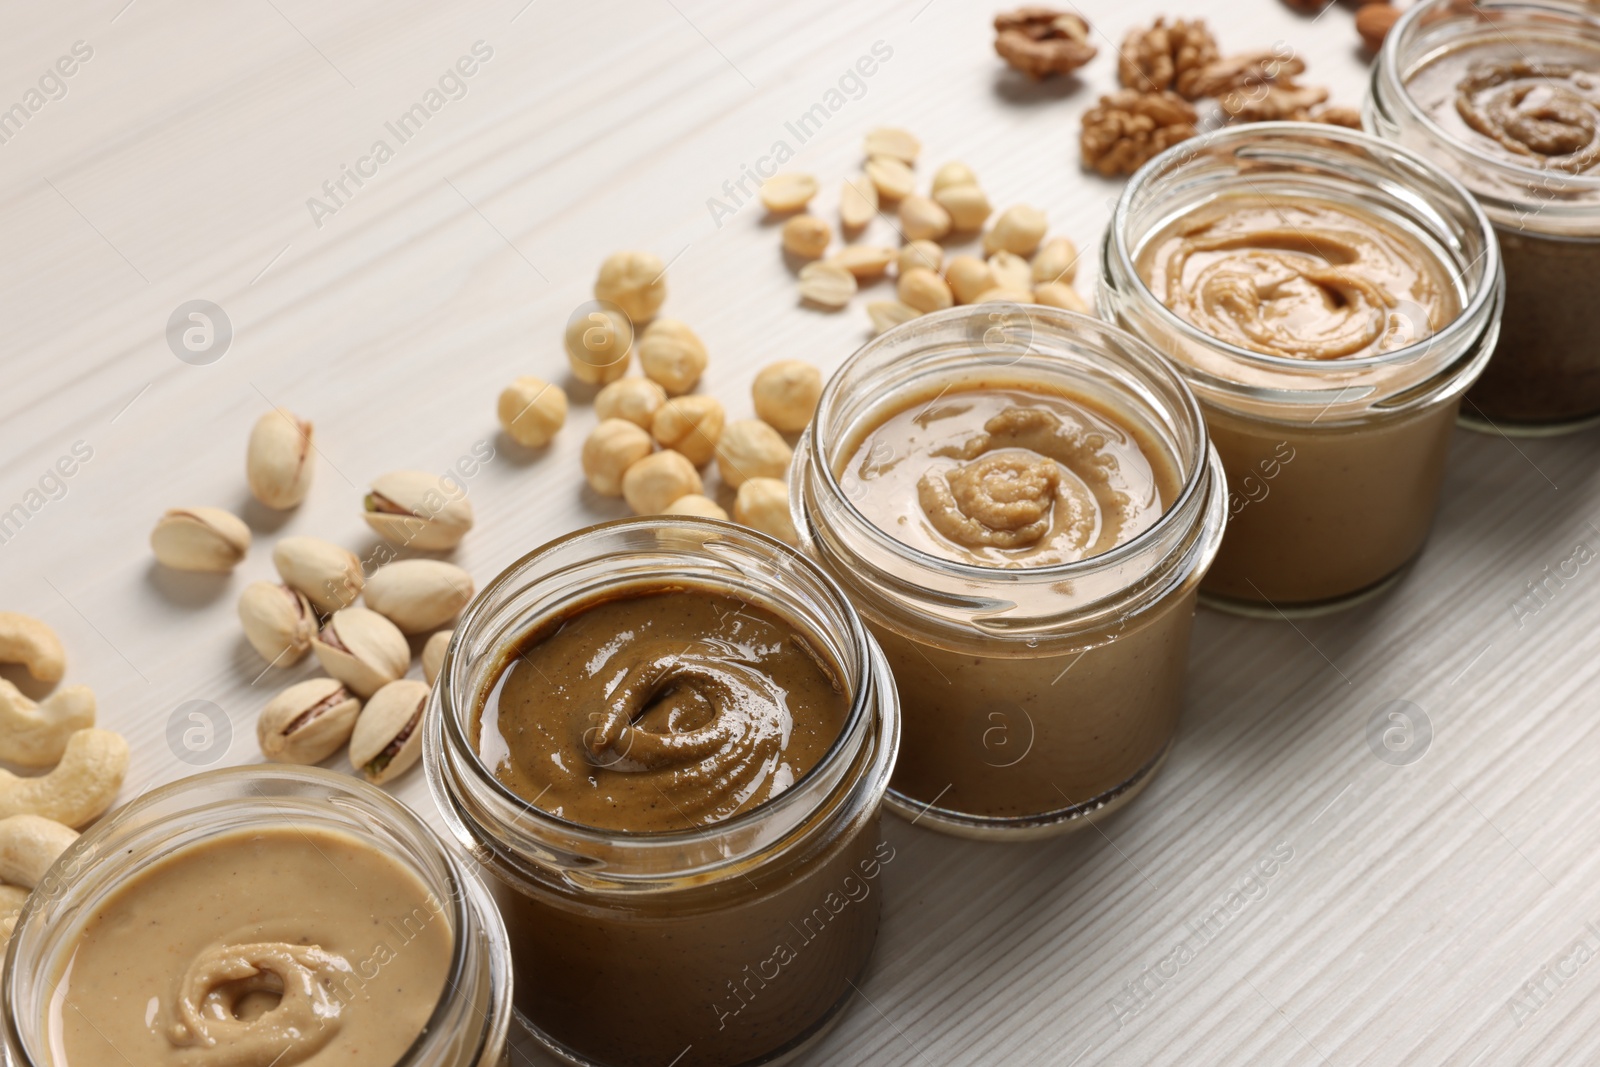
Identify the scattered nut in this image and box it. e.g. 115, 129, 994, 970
946, 255, 997, 305
798, 261, 858, 309
716, 419, 794, 487
1034, 281, 1091, 312
0, 815, 77, 889
994, 7, 1097, 79
782, 215, 832, 259
595, 376, 668, 429
638, 319, 710, 396
1223, 82, 1330, 123
1031, 237, 1080, 286
245, 408, 314, 510
364, 559, 474, 634
867, 300, 921, 335
753, 360, 823, 433
831, 245, 896, 280
0, 614, 64, 684
1081, 89, 1199, 176
666, 494, 729, 520
582, 420, 655, 496
565, 307, 633, 386
984, 205, 1048, 256
258, 677, 361, 765
593, 250, 667, 323
622, 450, 703, 515
865, 157, 916, 201
934, 184, 993, 232
273, 536, 364, 615
422, 629, 451, 685
900, 195, 952, 242
150, 507, 250, 573
734, 478, 799, 545
363, 470, 474, 551
987, 250, 1033, 293
0, 728, 128, 828
840, 175, 879, 231
760, 173, 819, 212
0, 680, 93, 768
1356, 4, 1400, 52
350, 678, 428, 785
238, 581, 316, 667
497, 376, 568, 448
931, 161, 978, 194
863, 127, 920, 164
311, 607, 409, 698
897, 240, 943, 276
652, 395, 726, 466
1310, 105, 1363, 129
975, 288, 1036, 304
1118, 17, 1219, 98
900, 267, 956, 313
1187, 50, 1306, 99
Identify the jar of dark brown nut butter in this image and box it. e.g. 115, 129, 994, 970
425, 518, 900, 1067
1368, 0, 1600, 433
1101, 123, 1503, 615
792, 306, 1226, 839
2, 765, 513, 1067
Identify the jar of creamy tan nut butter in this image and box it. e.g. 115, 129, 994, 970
425, 518, 900, 1067
792, 306, 1227, 839
1368, 0, 1600, 434
1102, 123, 1503, 615
1, 765, 513, 1067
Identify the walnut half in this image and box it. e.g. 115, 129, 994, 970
1080, 89, 1199, 177
994, 7, 1097, 80
1117, 17, 1220, 99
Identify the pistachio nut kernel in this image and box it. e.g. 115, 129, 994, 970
272, 536, 364, 615
350, 678, 429, 784
245, 408, 314, 510
422, 629, 451, 686
363, 559, 474, 635
311, 607, 409, 698
149, 507, 251, 573
237, 581, 316, 667
257, 677, 361, 765
362, 470, 474, 551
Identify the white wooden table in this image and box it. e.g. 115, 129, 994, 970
4, 1, 1597, 1063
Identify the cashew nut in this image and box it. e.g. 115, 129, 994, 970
0, 680, 94, 768
0, 729, 128, 828
0, 815, 77, 889
0, 613, 65, 684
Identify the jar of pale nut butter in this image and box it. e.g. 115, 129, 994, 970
1102, 123, 1503, 615
1368, 0, 1600, 433
792, 306, 1226, 839
2, 766, 513, 1067
425, 518, 899, 1067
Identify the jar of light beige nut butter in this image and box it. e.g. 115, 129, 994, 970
1, 765, 513, 1067
1101, 122, 1503, 616
425, 518, 900, 1067
792, 306, 1226, 839
1368, 0, 1600, 434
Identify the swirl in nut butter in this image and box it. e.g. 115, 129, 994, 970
840, 387, 1177, 568
1137, 194, 1458, 360
475, 587, 849, 832
1456, 61, 1600, 174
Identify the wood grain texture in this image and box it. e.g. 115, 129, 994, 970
2, 0, 1596, 1064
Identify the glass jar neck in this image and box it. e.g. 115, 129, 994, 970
425, 518, 899, 893
793, 306, 1226, 644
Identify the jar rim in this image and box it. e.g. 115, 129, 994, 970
1107, 121, 1503, 378
434, 516, 884, 852
803, 305, 1213, 586
1377, 0, 1600, 203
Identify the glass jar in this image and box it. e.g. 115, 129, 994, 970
791, 305, 1225, 839
1, 765, 513, 1067
1367, 0, 1600, 434
1101, 122, 1503, 615
426, 518, 900, 1067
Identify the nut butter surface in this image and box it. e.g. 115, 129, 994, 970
50, 825, 451, 1067
475, 586, 849, 832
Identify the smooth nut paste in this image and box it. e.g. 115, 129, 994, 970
48, 825, 451, 1067
476, 586, 848, 832
1137, 193, 1460, 360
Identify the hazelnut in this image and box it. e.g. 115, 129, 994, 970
716, 419, 794, 488
651, 395, 726, 466
565, 308, 633, 386
594, 376, 667, 429
638, 319, 709, 396
734, 478, 799, 546
752, 360, 823, 434
582, 419, 654, 497
666, 494, 729, 521
623, 450, 703, 515
497, 376, 568, 447
593, 250, 666, 323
